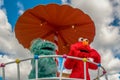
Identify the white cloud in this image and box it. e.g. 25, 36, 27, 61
0, 10, 30, 57
0, 9, 32, 79
0, 56, 31, 80
107, 73, 120, 80
100, 73, 120, 80
0, 10, 11, 31
17, 2, 24, 15
61, 0, 68, 4
62, 0, 120, 79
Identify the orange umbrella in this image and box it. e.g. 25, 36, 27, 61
15, 4, 95, 54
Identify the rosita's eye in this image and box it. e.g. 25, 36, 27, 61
78, 37, 84, 42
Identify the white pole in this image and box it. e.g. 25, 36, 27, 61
17, 63, 20, 80
35, 59, 38, 80
84, 62, 87, 80
2, 67, 5, 80
105, 74, 108, 80
97, 67, 100, 80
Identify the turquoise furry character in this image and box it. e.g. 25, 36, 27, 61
28, 38, 58, 79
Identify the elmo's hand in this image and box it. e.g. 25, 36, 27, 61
89, 49, 101, 63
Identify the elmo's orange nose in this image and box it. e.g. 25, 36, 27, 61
82, 40, 89, 46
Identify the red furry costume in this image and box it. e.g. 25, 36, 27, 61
64, 38, 101, 80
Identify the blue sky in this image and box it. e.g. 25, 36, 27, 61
3, 0, 62, 30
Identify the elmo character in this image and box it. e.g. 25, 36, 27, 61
64, 37, 101, 80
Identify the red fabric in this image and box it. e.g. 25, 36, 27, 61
64, 42, 101, 80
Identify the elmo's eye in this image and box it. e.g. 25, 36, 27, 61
84, 38, 89, 42
78, 37, 84, 42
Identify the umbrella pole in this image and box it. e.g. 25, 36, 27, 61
54, 32, 59, 54
54, 32, 60, 78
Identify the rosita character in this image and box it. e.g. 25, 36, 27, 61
28, 38, 58, 79
64, 37, 101, 80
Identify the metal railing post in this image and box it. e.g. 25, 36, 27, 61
0, 63, 5, 80
16, 59, 21, 80
97, 64, 101, 80
83, 58, 87, 80
2, 67, 5, 80
17, 64, 20, 80
34, 55, 39, 80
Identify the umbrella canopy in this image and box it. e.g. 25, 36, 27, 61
15, 4, 95, 54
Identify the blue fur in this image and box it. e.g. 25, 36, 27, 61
28, 38, 57, 79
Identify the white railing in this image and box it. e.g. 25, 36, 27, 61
0, 55, 108, 80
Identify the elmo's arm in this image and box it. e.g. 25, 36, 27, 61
88, 49, 101, 69
64, 45, 77, 69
